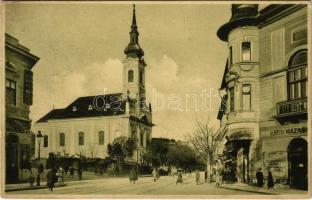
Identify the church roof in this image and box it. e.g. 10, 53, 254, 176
36, 93, 126, 123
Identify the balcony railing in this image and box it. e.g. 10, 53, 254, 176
276, 97, 308, 118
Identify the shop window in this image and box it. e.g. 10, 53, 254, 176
99, 131, 104, 145
6, 79, 16, 106
229, 87, 234, 112
128, 70, 134, 82
78, 132, 84, 145
43, 135, 48, 147
60, 133, 65, 146
242, 42, 251, 61
242, 84, 251, 110
288, 50, 307, 100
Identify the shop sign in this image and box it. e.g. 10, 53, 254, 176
228, 128, 252, 141
269, 127, 307, 137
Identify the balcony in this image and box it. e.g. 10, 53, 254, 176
276, 98, 308, 122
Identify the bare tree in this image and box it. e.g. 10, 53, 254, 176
188, 116, 217, 183
87, 142, 98, 159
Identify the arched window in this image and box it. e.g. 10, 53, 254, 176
128, 70, 134, 82
60, 133, 65, 146
43, 135, 48, 147
99, 131, 104, 145
288, 50, 307, 100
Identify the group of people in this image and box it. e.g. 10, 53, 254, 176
27, 165, 84, 191
256, 168, 274, 189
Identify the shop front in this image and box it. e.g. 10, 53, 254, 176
223, 128, 254, 183
261, 124, 307, 190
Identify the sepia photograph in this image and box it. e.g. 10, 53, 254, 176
1, 1, 311, 198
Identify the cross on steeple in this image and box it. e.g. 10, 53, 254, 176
124, 4, 144, 59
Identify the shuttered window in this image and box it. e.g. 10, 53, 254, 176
24, 70, 33, 105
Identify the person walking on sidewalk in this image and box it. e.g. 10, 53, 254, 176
47, 168, 57, 191
78, 167, 83, 180
256, 168, 264, 187
267, 171, 274, 189
195, 170, 200, 185
152, 168, 157, 182
28, 169, 35, 187
129, 167, 138, 184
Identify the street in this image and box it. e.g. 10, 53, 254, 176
7, 175, 256, 195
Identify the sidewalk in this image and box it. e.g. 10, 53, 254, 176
220, 182, 308, 195
5, 182, 67, 192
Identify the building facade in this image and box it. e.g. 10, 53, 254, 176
5, 33, 40, 183
33, 6, 153, 164
216, 4, 308, 190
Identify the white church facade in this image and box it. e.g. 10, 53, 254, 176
33, 6, 153, 162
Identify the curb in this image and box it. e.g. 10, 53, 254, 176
220, 186, 277, 195
5, 184, 67, 192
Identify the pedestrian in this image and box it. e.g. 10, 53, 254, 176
215, 171, 221, 187
256, 168, 264, 187
152, 168, 157, 182
195, 170, 200, 185
176, 169, 183, 184
58, 167, 64, 185
47, 168, 57, 191
156, 168, 160, 180
204, 170, 208, 183
69, 166, 74, 178
28, 169, 35, 187
129, 167, 138, 184
78, 167, 83, 180
267, 171, 274, 189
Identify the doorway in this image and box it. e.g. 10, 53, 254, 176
288, 138, 307, 190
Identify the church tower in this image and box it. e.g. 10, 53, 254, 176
123, 5, 147, 112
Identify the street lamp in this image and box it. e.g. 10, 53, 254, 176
36, 131, 43, 186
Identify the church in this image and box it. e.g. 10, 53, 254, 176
33, 5, 153, 163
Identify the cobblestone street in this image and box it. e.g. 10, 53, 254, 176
5, 174, 308, 197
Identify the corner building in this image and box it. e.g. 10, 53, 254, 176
216, 4, 308, 190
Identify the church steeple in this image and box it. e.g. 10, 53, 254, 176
124, 4, 144, 59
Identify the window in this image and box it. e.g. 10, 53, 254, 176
140, 132, 144, 146
242, 42, 251, 61
128, 70, 134, 82
288, 50, 307, 100
139, 70, 143, 84
43, 135, 48, 147
292, 28, 307, 43
78, 132, 84, 145
60, 133, 65, 146
6, 79, 16, 106
229, 46, 233, 64
73, 106, 77, 111
23, 70, 33, 105
242, 84, 251, 110
99, 131, 104, 145
229, 87, 234, 112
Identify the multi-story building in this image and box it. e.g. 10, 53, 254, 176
5, 33, 40, 183
216, 4, 308, 190
33, 6, 153, 163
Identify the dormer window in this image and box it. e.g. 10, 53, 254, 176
72, 106, 77, 111
88, 105, 93, 110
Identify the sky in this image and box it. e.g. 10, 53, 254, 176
5, 3, 232, 140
